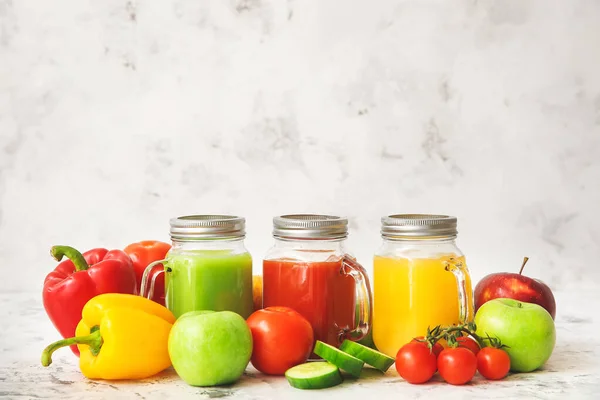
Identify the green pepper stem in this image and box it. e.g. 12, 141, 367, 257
51, 245, 89, 271
41, 330, 103, 367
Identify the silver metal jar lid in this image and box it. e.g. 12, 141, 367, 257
169, 215, 245, 240
273, 214, 348, 240
381, 214, 457, 239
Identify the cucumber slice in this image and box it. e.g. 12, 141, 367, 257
285, 362, 343, 390
313, 340, 364, 378
339, 340, 395, 372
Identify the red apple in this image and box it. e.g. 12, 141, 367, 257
474, 257, 556, 319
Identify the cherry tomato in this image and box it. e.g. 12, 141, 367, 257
437, 347, 477, 385
411, 336, 444, 357
246, 306, 314, 375
477, 347, 511, 380
124, 240, 171, 305
395, 342, 437, 384
437, 337, 449, 349
456, 336, 480, 355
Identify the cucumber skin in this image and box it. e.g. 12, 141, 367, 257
314, 341, 364, 378
285, 363, 343, 390
339, 340, 395, 372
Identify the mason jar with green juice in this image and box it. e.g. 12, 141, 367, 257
141, 215, 253, 319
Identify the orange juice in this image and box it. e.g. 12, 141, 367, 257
373, 254, 473, 357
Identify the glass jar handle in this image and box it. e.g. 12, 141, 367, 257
339, 255, 372, 343
140, 259, 167, 299
444, 258, 469, 323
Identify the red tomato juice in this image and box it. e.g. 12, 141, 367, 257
262, 259, 356, 348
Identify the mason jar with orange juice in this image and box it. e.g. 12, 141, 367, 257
373, 214, 474, 357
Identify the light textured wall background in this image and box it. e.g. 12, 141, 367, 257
1, 0, 599, 294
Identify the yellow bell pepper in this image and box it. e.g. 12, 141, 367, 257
42, 293, 176, 380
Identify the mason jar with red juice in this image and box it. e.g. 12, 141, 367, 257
262, 214, 372, 350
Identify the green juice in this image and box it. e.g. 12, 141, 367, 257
165, 250, 253, 319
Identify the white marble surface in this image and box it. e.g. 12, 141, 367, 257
1, 0, 600, 295
1, 289, 599, 399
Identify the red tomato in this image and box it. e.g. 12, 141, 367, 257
456, 336, 480, 355
124, 240, 171, 305
411, 337, 444, 357
395, 342, 437, 384
477, 347, 511, 380
437, 347, 477, 385
246, 306, 314, 375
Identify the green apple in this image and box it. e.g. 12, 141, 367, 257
475, 298, 555, 372
168, 310, 253, 386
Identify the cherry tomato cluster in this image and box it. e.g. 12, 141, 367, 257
395, 324, 510, 385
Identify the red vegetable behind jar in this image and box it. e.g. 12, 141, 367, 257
123, 240, 171, 305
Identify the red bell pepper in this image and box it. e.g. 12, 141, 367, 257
123, 240, 171, 305
42, 245, 136, 355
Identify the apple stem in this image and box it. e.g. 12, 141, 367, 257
519, 257, 529, 275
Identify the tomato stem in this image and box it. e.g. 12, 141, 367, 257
425, 323, 505, 349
